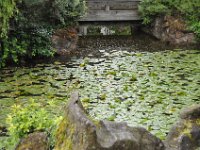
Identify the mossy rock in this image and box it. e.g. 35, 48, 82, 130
55, 92, 164, 150
165, 105, 200, 150
16, 132, 48, 150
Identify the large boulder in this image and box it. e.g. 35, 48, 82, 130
16, 132, 48, 150
165, 105, 200, 150
55, 92, 165, 150
52, 27, 78, 55
142, 15, 196, 45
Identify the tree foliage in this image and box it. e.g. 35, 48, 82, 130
0, 0, 18, 38
0, 0, 86, 68
0, 0, 18, 66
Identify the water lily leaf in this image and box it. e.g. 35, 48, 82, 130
107, 115, 116, 121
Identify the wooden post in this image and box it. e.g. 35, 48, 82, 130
79, 26, 88, 36
79, 0, 141, 22
105, 5, 110, 11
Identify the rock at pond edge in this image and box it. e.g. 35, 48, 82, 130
165, 105, 200, 150
180, 104, 200, 120
55, 91, 165, 150
52, 27, 78, 55
16, 132, 48, 150
142, 15, 197, 45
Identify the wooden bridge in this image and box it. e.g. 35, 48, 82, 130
80, 0, 141, 22
79, 0, 141, 35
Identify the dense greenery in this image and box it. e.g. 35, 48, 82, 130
0, 0, 17, 38
0, 0, 18, 67
139, 0, 200, 38
0, 0, 86, 67
1, 100, 62, 149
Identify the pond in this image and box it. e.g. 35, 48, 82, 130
0, 49, 199, 142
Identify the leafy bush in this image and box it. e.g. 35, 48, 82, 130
0, 0, 86, 68
3, 99, 62, 149
0, 0, 18, 67
0, 0, 18, 38
138, 0, 168, 24
17, 0, 86, 29
138, 0, 200, 38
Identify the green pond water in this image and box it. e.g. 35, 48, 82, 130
0, 49, 200, 140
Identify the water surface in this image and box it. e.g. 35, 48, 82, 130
0, 49, 199, 140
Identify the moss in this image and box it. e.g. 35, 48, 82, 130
196, 119, 200, 126
17, 143, 33, 150
55, 117, 75, 150
181, 120, 193, 139
16, 133, 48, 150
182, 128, 192, 139
176, 119, 200, 141
91, 118, 100, 129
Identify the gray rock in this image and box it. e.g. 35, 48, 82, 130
142, 15, 196, 45
16, 132, 48, 150
55, 92, 165, 150
165, 105, 200, 150
52, 28, 78, 55
180, 105, 200, 120
179, 134, 193, 150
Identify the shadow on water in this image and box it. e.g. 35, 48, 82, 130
3, 32, 198, 68
77, 33, 200, 57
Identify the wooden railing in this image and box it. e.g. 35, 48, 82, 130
80, 0, 141, 22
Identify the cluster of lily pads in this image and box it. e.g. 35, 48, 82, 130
75, 49, 200, 139
0, 49, 199, 140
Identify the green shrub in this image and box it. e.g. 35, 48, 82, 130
0, 0, 19, 67
190, 21, 200, 39
3, 99, 62, 149
138, 0, 168, 24
0, 0, 18, 38
0, 0, 86, 68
